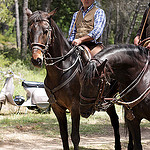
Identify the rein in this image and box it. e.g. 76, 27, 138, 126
80, 60, 111, 111
109, 58, 149, 107
29, 19, 85, 103
80, 52, 150, 112
43, 46, 83, 103
100, 52, 150, 116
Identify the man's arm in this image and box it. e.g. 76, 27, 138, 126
68, 12, 78, 42
72, 35, 94, 46
88, 8, 106, 43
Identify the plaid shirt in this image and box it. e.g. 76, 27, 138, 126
68, 4, 106, 44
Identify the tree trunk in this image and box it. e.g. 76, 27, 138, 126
126, 1, 141, 44
15, 0, 21, 50
103, 2, 113, 46
41, 0, 51, 12
114, 2, 120, 44
21, 0, 28, 59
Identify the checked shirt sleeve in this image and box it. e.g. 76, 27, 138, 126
68, 12, 78, 42
88, 8, 106, 43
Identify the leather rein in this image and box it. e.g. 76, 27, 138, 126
80, 54, 150, 111
30, 19, 84, 102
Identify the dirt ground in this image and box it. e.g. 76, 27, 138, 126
0, 104, 150, 150
0, 127, 150, 150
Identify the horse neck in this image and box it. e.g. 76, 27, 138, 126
50, 19, 71, 57
96, 45, 148, 83
45, 20, 72, 87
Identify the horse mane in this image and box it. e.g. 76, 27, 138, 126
80, 60, 99, 84
50, 19, 71, 48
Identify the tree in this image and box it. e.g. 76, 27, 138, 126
0, 0, 14, 35
15, 0, 21, 50
21, 0, 28, 59
41, 0, 51, 12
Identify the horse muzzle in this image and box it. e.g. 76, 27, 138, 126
79, 103, 95, 118
31, 57, 43, 67
31, 47, 44, 67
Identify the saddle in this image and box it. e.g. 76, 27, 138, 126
79, 44, 104, 58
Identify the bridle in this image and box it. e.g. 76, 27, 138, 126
80, 53, 150, 117
29, 19, 83, 71
29, 18, 89, 103
30, 19, 53, 54
79, 59, 112, 112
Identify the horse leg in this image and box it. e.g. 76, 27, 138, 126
71, 105, 80, 150
126, 118, 142, 150
52, 103, 69, 150
107, 105, 121, 150
128, 129, 133, 150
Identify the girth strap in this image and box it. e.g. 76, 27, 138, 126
44, 67, 79, 103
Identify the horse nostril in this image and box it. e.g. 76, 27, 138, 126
37, 58, 42, 65
31, 57, 43, 67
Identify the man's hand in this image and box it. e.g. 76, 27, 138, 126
134, 36, 140, 46
146, 43, 150, 50
72, 35, 94, 46
72, 39, 82, 46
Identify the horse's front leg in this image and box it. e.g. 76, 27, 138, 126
107, 105, 121, 150
52, 103, 69, 150
126, 115, 142, 150
71, 104, 80, 150
128, 129, 133, 150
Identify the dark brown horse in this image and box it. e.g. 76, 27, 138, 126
26, 8, 121, 150
79, 44, 150, 150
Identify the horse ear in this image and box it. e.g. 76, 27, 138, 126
48, 8, 58, 18
25, 8, 32, 18
97, 59, 107, 73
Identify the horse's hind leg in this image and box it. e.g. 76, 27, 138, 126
71, 105, 80, 150
107, 105, 121, 150
52, 103, 69, 150
126, 118, 142, 150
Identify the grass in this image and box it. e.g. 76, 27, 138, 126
0, 113, 60, 137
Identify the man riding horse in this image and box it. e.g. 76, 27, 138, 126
68, 0, 106, 57
134, 3, 150, 49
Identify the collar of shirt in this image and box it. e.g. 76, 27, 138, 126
80, 3, 94, 18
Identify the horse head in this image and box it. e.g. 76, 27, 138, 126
79, 59, 107, 118
26, 8, 57, 67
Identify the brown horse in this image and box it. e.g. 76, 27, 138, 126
26, 8, 121, 150
79, 44, 150, 150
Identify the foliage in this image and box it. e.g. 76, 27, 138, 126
0, 0, 16, 37
0, 0, 14, 23
50, 0, 79, 35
